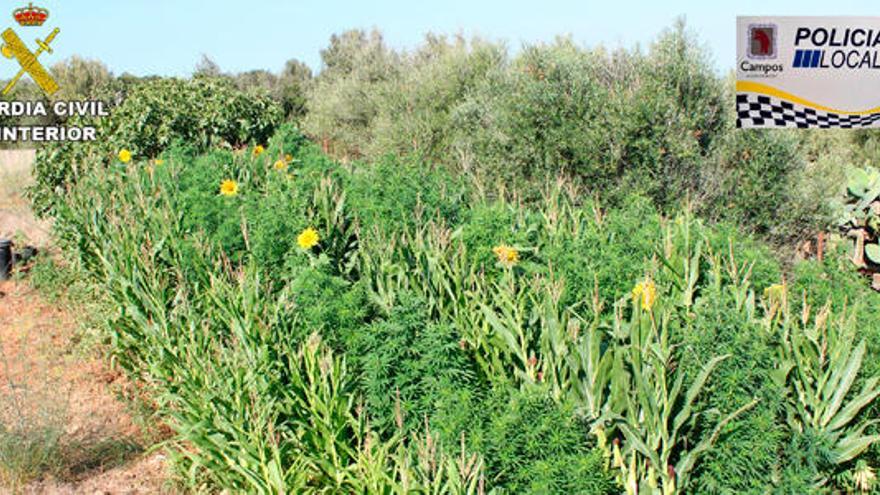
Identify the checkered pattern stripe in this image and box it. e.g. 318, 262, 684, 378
736, 93, 880, 129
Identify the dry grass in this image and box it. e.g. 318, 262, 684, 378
0, 279, 173, 493
0, 149, 51, 246
0, 149, 35, 206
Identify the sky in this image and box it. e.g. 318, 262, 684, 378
1, 0, 878, 79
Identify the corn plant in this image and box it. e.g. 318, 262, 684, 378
480, 269, 614, 410
568, 280, 614, 420
602, 289, 757, 494
771, 294, 880, 467
309, 175, 359, 275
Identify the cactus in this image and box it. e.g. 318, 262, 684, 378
866, 243, 880, 264
841, 167, 880, 279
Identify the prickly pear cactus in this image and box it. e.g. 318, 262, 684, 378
841, 167, 880, 271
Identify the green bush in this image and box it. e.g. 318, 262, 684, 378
345, 292, 474, 434
346, 155, 469, 236
29, 76, 282, 215
699, 128, 840, 244
613, 20, 726, 207
540, 195, 661, 309
458, 201, 536, 275
451, 39, 616, 188
790, 244, 880, 377
682, 290, 787, 493
475, 388, 616, 494
286, 265, 370, 348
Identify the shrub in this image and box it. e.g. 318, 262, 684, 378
790, 243, 880, 377
366, 35, 506, 165
302, 29, 399, 159
173, 148, 249, 260
476, 387, 616, 494
682, 290, 787, 493
458, 201, 536, 276
286, 265, 370, 348
345, 292, 474, 434
540, 195, 661, 308
451, 39, 616, 187
613, 20, 726, 207
346, 155, 468, 235
29, 76, 282, 215
699, 129, 837, 244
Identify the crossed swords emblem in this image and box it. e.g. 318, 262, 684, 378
1, 27, 59, 96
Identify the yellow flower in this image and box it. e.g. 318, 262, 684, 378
273, 159, 288, 171
285, 153, 293, 163
219, 179, 239, 197
297, 227, 320, 249
492, 244, 519, 267
253, 145, 265, 157
763, 283, 785, 304
118, 149, 132, 163
632, 278, 657, 311
154, 159, 164, 166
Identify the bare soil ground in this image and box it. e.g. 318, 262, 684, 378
0, 152, 175, 494
0, 150, 51, 248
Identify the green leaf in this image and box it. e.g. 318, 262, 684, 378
866, 243, 880, 264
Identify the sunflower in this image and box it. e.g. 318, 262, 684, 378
118, 149, 132, 163
632, 278, 657, 311
297, 227, 320, 249
763, 283, 785, 305
253, 145, 265, 157
219, 179, 239, 197
492, 244, 519, 268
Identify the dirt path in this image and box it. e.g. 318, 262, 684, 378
0, 280, 173, 494
0, 151, 174, 494
0, 150, 50, 248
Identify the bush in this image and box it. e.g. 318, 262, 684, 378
682, 290, 787, 493
451, 39, 617, 187
286, 265, 370, 348
345, 292, 474, 434
472, 388, 616, 494
458, 201, 536, 275
699, 130, 815, 242
346, 155, 469, 235
613, 20, 726, 207
540, 195, 661, 309
30, 76, 282, 215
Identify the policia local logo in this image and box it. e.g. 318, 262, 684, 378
736, 17, 880, 129
0, 3, 108, 142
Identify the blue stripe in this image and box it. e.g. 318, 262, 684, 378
810, 50, 821, 68
793, 50, 804, 68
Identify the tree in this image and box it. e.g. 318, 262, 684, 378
194, 54, 223, 77
278, 59, 312, 120
49, 56, 113, 101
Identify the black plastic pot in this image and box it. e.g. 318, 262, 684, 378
0, 239, 11, 281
